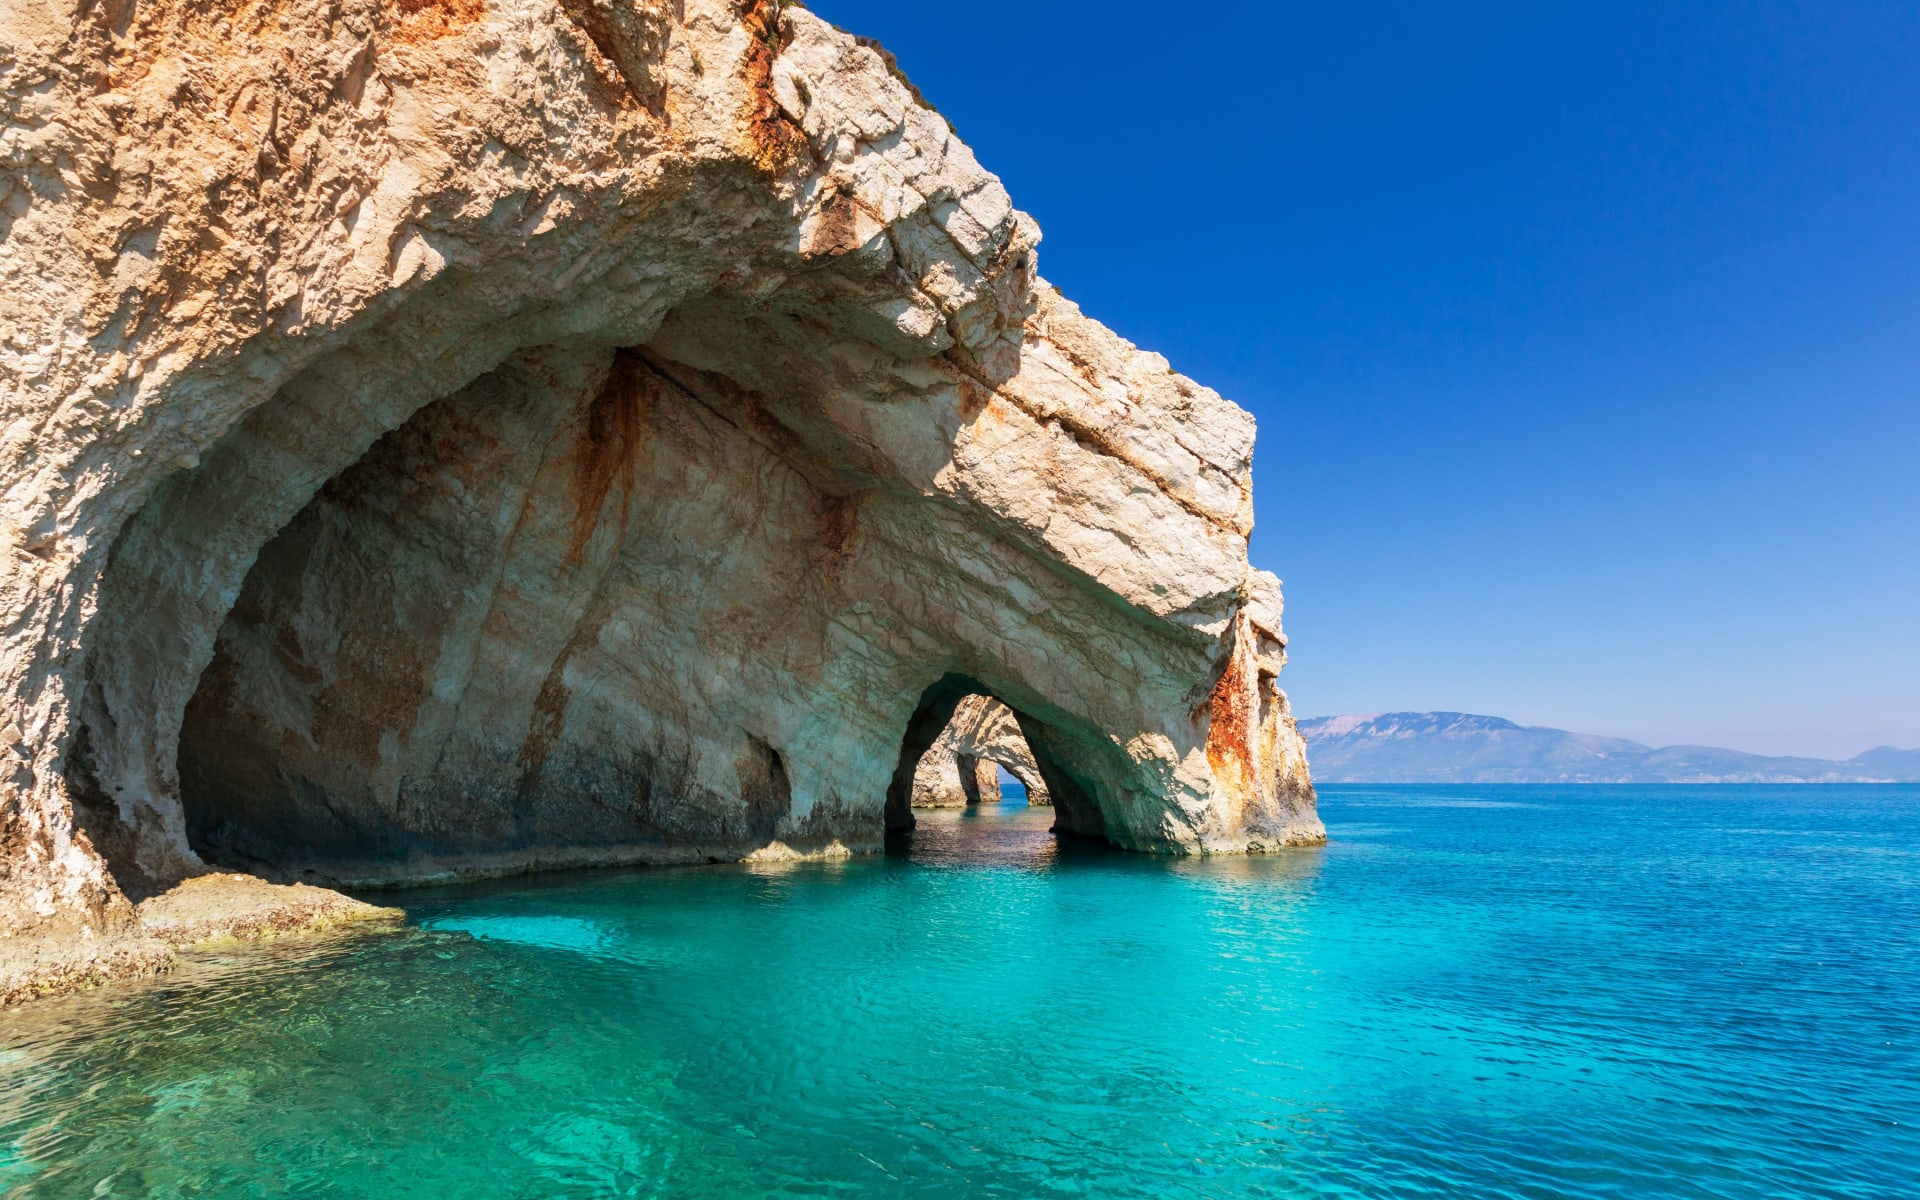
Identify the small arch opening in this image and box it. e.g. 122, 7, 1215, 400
884, 673, 1108, 851
906, 694, 1051, 810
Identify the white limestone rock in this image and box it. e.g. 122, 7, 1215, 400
0, 0, 1319, 1002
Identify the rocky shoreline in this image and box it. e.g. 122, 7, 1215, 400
1, 875, 400, 1007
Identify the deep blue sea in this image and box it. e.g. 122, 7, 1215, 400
3, 785, 1916, 1198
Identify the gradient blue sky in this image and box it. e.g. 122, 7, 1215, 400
810, 1, 1920, 758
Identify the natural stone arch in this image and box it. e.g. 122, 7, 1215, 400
0, 0, 1321, 999
885, 674, 1112, 842
910, 695, 1051, 808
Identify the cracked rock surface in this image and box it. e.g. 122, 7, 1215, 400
1, 0, 1319, 1002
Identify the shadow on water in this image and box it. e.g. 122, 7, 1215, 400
885, 802, 1112, 869
885, 800, 1329, 889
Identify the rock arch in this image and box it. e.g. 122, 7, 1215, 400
910, 695, 1052, 809
884, 674, 1109, 842
0, 0, 1320, 999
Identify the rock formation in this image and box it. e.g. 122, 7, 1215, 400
135, 873, 402, 950
911, 695, 1050, 807
0, 0, 1320, 1001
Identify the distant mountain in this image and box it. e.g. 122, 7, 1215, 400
1847, 745, 1920, 778
1296, 712, 1920, 784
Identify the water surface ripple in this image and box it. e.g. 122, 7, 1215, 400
4, 785, 1916, 1197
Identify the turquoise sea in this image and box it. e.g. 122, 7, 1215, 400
3, 784, 1916, 1198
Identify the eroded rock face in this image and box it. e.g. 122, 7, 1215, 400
911, 695, 1050, 808
0, 0, 1319, 997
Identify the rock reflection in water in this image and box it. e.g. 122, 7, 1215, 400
886, 803, 1069, 868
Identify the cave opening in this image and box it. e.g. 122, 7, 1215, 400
160, 342, 781, 884
906, 693, 1049, 810
68, 279, 1175, 900
883, 673, 1108, 852
145, 333, 1100, 888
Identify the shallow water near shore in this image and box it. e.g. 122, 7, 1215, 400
4, 784, 1917, 1198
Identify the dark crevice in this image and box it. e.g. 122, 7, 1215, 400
739, 735, 794, 844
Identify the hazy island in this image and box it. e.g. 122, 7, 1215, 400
1300, 712, 1920, 784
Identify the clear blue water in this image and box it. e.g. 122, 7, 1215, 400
3, 784, 1917, 1198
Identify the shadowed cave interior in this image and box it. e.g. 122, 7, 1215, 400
103, 336, 1121, 889
882, 675, 1104, 843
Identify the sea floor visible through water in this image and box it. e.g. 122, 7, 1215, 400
3, 785, 1916, 1198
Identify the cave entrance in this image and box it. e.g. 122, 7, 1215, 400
884, 674, 1107, 849
907, 693, 1050, 810
163, 346, 688, 883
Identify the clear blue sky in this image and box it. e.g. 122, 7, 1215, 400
809, 1, 1920, 759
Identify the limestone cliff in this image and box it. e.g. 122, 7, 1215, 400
0, 0, 1319, 1000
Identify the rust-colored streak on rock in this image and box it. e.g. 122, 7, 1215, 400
516, 599, 616, 783
520, 658, 574, 780
807, 185, 863, 257
1203, 616, 1259, 808
812, 493, 860, 584
554, 0, 669, 114
390, 0, 487, 43
739, 0, 810, 173
568, 351, 651, 566
957, 379, 989, 422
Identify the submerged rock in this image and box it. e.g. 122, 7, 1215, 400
0, 0, 1319, 1001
